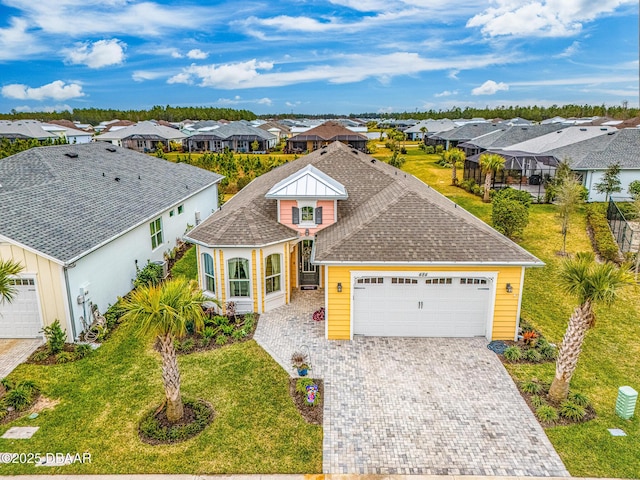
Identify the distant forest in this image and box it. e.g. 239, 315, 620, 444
0, 103, 637, 125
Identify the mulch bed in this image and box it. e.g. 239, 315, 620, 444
25, 344, 77, 365
139, 399, 215, 445
0, 392, 41, 425
289, 378, 323, 425
516, 384, 597, 427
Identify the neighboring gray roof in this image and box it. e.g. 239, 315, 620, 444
0, 143, 222, 263
187, 122, 276, 141
460, 124, 569, 150
405, 119, 457, 135
0, 120, 59, 140
503, 126, 616, 153
431, 123, 502, 141
187, 142, 541, 265
96, 121, 187, 141
572, 128, 640, 170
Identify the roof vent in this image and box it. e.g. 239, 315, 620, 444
106, 147, 117, 152
351, 149, 359, 154
608, 131, 616, 135
320, 150, 327, 155
65, 152, 78, 158
600, 128, 608, 131
580, 128, 587, 131
321, 145, 328, 149
114, 177, 120, 182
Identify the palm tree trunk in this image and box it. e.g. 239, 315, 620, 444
483, 172, 492, 202
157, 334, 184, 422
548, 301, 593, 403
451, 163, 458, 186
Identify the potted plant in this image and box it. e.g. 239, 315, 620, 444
291, 351, 311, 376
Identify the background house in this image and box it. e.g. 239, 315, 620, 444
0, 144, 222, 340
286, 121, 368, 153
95, 121, 186, 152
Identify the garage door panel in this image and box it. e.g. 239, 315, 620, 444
0, 279, 43, 338
353, 275, 492, 338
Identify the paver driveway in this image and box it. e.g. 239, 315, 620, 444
0, 338, 42, 378
255, 289, 569, 476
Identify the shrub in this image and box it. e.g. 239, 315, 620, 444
213, 315, 229, 326
521, 380, 543, 394
523, 348, 542, 363
628, 179, 640, 200
559, 401, 586, 421
202, 326, 217, 341
295, 377, 316, 395
74, 343, 93, 359
4, 385, 34, 411
215, 334, 228, 345
104, 300, 127, 329
56, 351, 74, 364
231, 329, 247, 340
133, 262, 164, 289
530, 395, 546, 408
492, 197, 529, 239
536, 405, 558, 422
568, 392, 590, 407
425, 145, 435, 154
585, 203, 620, 262
522, 330, 539, 346
537, 341, 557, 360
503, 346, 522, 362
178, 338, 195, 353
42, 319, 66, 354
139, 399, 213, 443
435, 145, 444, 154
243, 313, 255, 330
31, 349, 51, 362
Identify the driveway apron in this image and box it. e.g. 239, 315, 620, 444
254, 289, 569, 477
0, 338, 42, 378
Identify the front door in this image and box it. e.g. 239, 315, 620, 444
298, 239, 319, 288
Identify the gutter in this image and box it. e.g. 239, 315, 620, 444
311, 260, 545, 267
184, 236, 299, 250
63, 266, 78, 341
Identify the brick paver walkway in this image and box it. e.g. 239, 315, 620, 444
254, 289, 569, 477
0, 338, 42, 378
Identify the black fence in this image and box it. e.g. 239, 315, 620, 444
607, 197, 639, 253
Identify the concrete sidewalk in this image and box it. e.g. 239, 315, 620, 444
0, 475, 624, 480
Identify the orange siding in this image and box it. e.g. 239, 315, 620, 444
326, 265, 524, 340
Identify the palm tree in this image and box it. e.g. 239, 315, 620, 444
444, 147, 466, 186
548, 253, 634, 403
120, 278, 214, 422
479, 153, 505, 203
0, 259, 23, 304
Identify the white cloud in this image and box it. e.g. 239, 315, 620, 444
187, 49, 208, 59
168, 60, 274, 88
472, 80, 509, 95
510, 75, 637, 86
0, 17, 44, 60
467, 0, 636, 37
435, 90, 458, 97
1, 80, 85, 101
13, 104, 73, 113
64, 39, 126, 68
556, 41, 580, 58
167, 72, 194, 85
257, 97, 273, 105
447, 69, 460, 80
132, 70, 166, 82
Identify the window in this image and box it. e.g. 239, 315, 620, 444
425, 278, 452, 285
356, 277, 384, 284
169, 210, 175, 217
228, 258, 250, 297
202, 253, 215, 293
301, 206, 314, 222
460, 278, 487, 285
150, 217, 163, 249
178, 205, 184, 214
265, 254, 282, 294
391, 277, 418, 284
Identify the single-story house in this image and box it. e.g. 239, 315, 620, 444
427, 122, 503, 149
185, 141, 543, 341
286, 121, 368, 153
95, 121, 187, 152
184, 122, 277, 153
0, 143, 222, 340
0, 120, 59, 142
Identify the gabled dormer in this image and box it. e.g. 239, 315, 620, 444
265, 164, 348, 236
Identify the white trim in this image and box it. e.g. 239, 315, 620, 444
324, 265, 329, 340
0, 235, 64, 266
514, 266, 526, 341
225, 256, 252, 301
314, 260, 544, 267
349, 269, 498, 341
298, 200, 317, 226
185, 236, 299, 249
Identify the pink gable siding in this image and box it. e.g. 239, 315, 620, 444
278, 199, 336, 236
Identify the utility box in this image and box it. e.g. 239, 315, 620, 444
615, 386, 638, 420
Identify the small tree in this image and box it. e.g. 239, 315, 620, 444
250, 139, 260, 152
444, 148, 466, 186
594, 162, 622, 201
548, 253, 634, 403
479, 153, 505, 203
556, 174, 584, 255
491, 188, 531, 239
628, 179, 640, 200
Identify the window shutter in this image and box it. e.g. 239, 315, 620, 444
292, 206, 300, 224
315, 206, 323, 224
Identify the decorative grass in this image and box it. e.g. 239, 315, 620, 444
0, 321, 321, 474
401, 151, 640, 479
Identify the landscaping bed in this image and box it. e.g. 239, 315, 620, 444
139, 398, 215, 445
289, 378, 323, 425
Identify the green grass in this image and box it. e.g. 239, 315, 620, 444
0, 321, 321, 474
171, 245, 197, 281
400, 150, 640, 479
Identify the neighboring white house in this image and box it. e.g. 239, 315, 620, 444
0, 143, 222, 340
42, 122, 93, 144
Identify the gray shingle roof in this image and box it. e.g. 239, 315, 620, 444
0, 143, 222, 263
96, 121, 186, 141
460, 124, 570, 150
572, 128, 640, 170
431, 123, 503, 141
0, 120, 59, 140
187, 142, 541, 265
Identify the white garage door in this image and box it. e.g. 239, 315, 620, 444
353, 275, 492, 337
0, 278, 43, 338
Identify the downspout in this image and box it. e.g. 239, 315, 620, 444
63, 266, 78, 341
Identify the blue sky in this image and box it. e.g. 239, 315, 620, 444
0, 0, 638, 115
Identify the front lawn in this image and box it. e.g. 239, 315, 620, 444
398, 151, 640, 479
0, 320, 322, 474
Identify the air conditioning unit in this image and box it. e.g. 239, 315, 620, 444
152, 260, 169, 279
